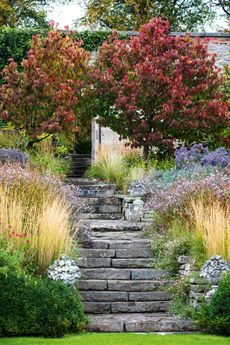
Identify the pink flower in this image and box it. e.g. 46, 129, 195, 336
49, 20, 55, 27
64, 25, 69, 31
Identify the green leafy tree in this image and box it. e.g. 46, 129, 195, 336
77, 0, 215, 31
0, 1, 73, 28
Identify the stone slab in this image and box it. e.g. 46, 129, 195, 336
88, 220, 147, 232
76, 257, 111, 268
131, 269, 170, 280
115, 248, 153, 258
128, 291, 171, 301
81, 213, 123, 220
84, 302, 111, 313
109, 240, 151, 249
77, 280, 107, 290
125, 316, 200, 332
79, 249, 115, 258
84, 197, 121, 205
92, 232, 142, 240
112, 259, 153, 268
86, 313, 200, 333
81, 291, 128, 302
83, 205, 122, 214
81, 268, 131, 280
93, 240, 110, 249
111, 301, 170, 313
108, 280, 169, 291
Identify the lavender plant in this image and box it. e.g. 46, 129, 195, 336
175, 144, 230, 169
0, 148, 29, 168
147, 169, 229, 214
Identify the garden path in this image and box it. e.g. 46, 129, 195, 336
68, 179, 199, 332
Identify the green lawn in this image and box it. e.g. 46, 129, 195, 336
0, 333, 229, 345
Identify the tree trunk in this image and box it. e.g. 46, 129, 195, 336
143, 144, 149, 161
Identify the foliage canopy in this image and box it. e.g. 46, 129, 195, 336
87, 18, 229, 158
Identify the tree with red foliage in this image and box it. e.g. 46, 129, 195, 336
0, 27, 90, 146
90, 18, 229, 159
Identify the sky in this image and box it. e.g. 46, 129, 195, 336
47, 2, 229, 32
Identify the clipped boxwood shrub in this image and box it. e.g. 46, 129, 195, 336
0, 271, 87, 337
195, 273, 230, 336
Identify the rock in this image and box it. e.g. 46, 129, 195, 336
0, 148, 29, 167
205, 285, 218, 303
128, 180, 147, 197
47, 254, 81, 285
200, 256, 230, 284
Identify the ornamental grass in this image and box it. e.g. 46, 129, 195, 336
188, 195, 230, 262
0, 165, 76, 274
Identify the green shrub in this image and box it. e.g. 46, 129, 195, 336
29, 151, 70, 177
0, 271, 87, 337
150, 219, 192, 274
195, 273, 230, 336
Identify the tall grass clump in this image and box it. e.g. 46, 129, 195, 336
188, 196, 230, 262
0, 165, 75, 274
86, 152, 128, 190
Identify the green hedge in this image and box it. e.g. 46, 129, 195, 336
0, 271, 87, 337
0, 27, 129, 80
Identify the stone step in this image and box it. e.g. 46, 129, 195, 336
79, 249, 116, 258
81, 268, 169, 280
86, 313, 199, 332
87, 220, 148, 232
76, 257, 112, 268
84, 301, 170, 314
107, 280, 170, 291
93, 239, 151, 249
81, 213, 123, 220
77, 279, 169, 291
115, 248, 153, 258
80, 244, 153, 258
81, 268, 131, 280
83, 197, 121, 206
82, 205, 122, 214
112, 258, 154, 268
81, 291, 171, 302
78, 189, 116, 198
76, 257, 154, 268
92, 232, 143, 240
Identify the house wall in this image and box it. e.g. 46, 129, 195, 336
92, 33, 230, 161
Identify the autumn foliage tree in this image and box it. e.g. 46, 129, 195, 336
0, 25, 90, 146
89, 18, 229, 158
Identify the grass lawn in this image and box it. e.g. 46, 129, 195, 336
0, 333, 229, 345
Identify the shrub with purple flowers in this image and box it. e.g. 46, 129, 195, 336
175, 144, 230, 169
201, 147, 230, 168
175, 144, 209, 169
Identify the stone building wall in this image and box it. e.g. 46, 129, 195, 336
92, 33, 230, 160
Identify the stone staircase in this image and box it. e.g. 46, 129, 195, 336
68, 179, 198, 332
68, 154, 91, 178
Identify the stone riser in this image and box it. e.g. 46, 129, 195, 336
77, 279, 169, 291
93, 239, 152, 249
76, 257, 154, 268
83, 197, 121, 206
78, 247, 153, 258
81, 213, 123, 220
81, 268, 169, 280
84, 301, 170, 314
81, 291, 171, 302
82, 205, 122, 214
86, 314, 199, 332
